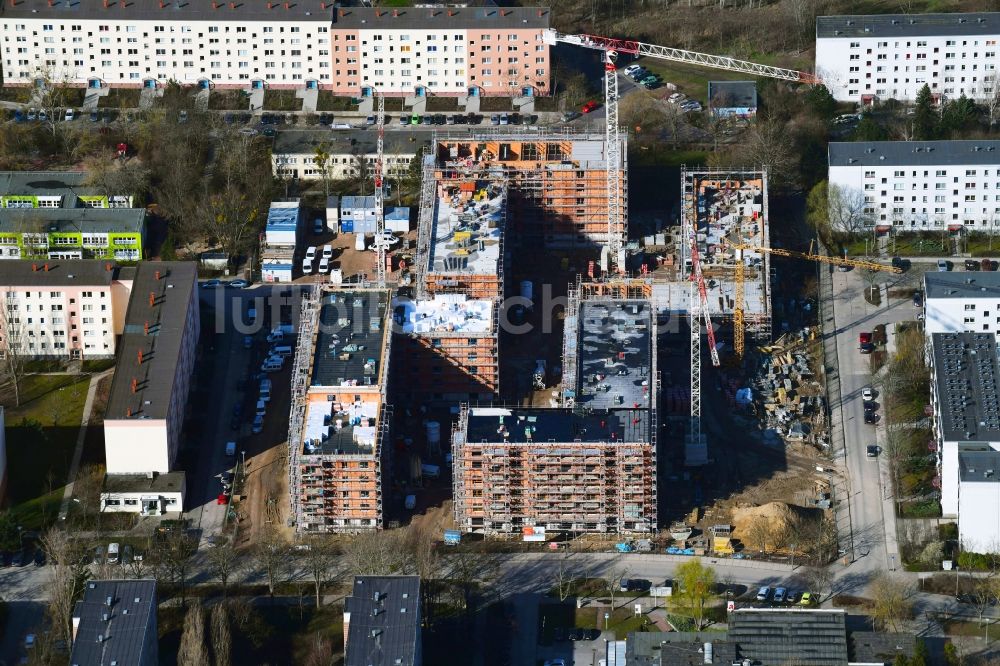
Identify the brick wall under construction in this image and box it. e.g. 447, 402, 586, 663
394, 332, 499, 404
435, 133, 626, 249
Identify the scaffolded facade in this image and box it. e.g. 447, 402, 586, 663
432, 128, 627, 251
452, 284, 658, 535
287, 287, 393, 533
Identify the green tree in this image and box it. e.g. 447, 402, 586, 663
0, 512, 19, 551
940, 94, 978, 137
806, 180, 832, 247
852, 114, 889, 141
913, 84, 937, 140
911, 638, 930, 666
313, 142, 332, 198
893, 654, 910, 666
804, 84, 837, 120
943, 641, 961, 666
669, 559, 716, 630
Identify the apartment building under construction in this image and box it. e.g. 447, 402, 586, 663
287, 288, 393, 533
451, 283, 658, 535
433, 129, 626, 251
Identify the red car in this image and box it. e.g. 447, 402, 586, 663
581, 100, 599, 114
216, 493, 229, 505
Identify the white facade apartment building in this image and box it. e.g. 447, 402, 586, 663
828, 141, 1000, 232
816, 13, 1000, 103
0, 261, 133, 360
1, 0, 333, 89
0, 1, 551, 96
924, 272, 1000, 337
271, 130, 425, 181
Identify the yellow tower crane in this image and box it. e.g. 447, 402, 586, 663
730, 241, 903, 360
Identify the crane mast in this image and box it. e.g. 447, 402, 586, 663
604, 50, 625, 272
374, 91, 386, 288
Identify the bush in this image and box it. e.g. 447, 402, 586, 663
81, 359, 115, 373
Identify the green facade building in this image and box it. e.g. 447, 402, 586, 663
0, 208, 146, 261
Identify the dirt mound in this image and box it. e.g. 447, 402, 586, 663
731, 501, 819, 542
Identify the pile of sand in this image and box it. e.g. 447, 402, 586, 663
731, 501, 818, 542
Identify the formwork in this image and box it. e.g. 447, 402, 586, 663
287, 287, 394, 533
432, 128, 627, 252
677, 167, 772, 341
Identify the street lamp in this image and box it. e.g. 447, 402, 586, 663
604, 611, 610, 631
241, 450, 247, 482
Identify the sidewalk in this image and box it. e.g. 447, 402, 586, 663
56, 369, 114, 522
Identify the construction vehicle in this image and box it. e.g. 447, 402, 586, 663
729, 240, 902, 360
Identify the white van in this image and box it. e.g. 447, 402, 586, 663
255, 400, 267, 417
318, 256, 330, 273
322, 244, 333, 259
106, 542, 120, 564
302, 256, 314, 273
272, 345, 293, 357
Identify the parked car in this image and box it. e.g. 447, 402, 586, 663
313, 218, 325, 235
446, 114, 456, 125
64, 108, 75, 121
200, 279, 222, 289
38, 109, 47, 122
800, 592, 813, 605
891, 256, 911, 271
490, 114, 500, 125
863, 400, 878, 411
773, 587, 787, 603
33, 548, 46, 567
11, 550, 27, 567
252, 415, 264, 434
912, 291, 923, 307
861, 387, 874, 401
398, 114, 409, 125
13, 110, 24, 122
624, 64, 642, 75
106, 542, 120, 565
227, 279, 249, 289
318, 113, 332, 125
499, 113, 509, 125
629, 68, 648, 80
985, 259, 1000, 271
867, 444, 879, 458
562, 111, 582, 123
938, 259, 952, 272
421, 115, 433, 126
410, 114, 421, 125
581, 100, 599, 113
756, 586, 770, 601
365, 115, 376, 126
966, 259, 981, 271
27, 108, 37, 121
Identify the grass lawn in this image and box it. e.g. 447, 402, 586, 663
892, 234, 952, 256
575, 606, 656, 638
2, 374, 89, 529
263, 90, 304, 112
426, 96, 458, 112
208, 89, 251, 111
316, 92, 358, 112
633, 59, 761, 103
97, 88, 140, 109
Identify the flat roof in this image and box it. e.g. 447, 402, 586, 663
0, 207, 145, 235
331, 6, 549, 30
959, 450, 1000, 483
0, 259, 120, 286
265, 200, 300, 233
102, 471, 185, 494
0, 170, 102, 206
272, 129, 433, 156
708, 81, 757, 108
626, 632, 738, 666
466, 407, 650, 444
817, 13, 1000, 38
70, 579, 158, 666
311, 290, 389, 388
106, 262, 198, 421
931, 332, 1000, 442
2, 0, 332, 22
829, 141, 1000, 167
392, 294, 493, 335
576, 300, 652, 410
344, 576, 421, 666
428, 180, 504, 276
341, 195, 376, 209
302, 397, 379, 456
925, 271, 1000, 299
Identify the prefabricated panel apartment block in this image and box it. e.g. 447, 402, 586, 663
287, 288, 393, 533
452, 294, 658, 534
434, 131, 626, 250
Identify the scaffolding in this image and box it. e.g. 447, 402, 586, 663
414, 149, 439, 301
287, 284, 321, 528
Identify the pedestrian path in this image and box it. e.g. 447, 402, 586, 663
56, 369, 114, 522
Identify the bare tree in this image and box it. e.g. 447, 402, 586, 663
804, 566, 835, 602
744, 516, 771, 554
211, 603, 233, 666
403, 521, 440, 580
303, 633, 335, 666
40, 527, 90, 648
604, 564, 630, 611
0, 294, 27, 407
82, 151, 151, 208
870, 571, 914, 632
254, 525, 291, 598
206, 537, 244, 599
827, 183, 873, 235
976, 73, 1000, 128
302, 535, 340, 609
178, 601, 210, 666
31, 68, 74, 139
342, 529, 408, 576
152, 529, 197, 606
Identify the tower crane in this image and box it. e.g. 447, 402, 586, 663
373, 90, 387, 288
543, 29, 821, 273
728, 240, 902, 360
